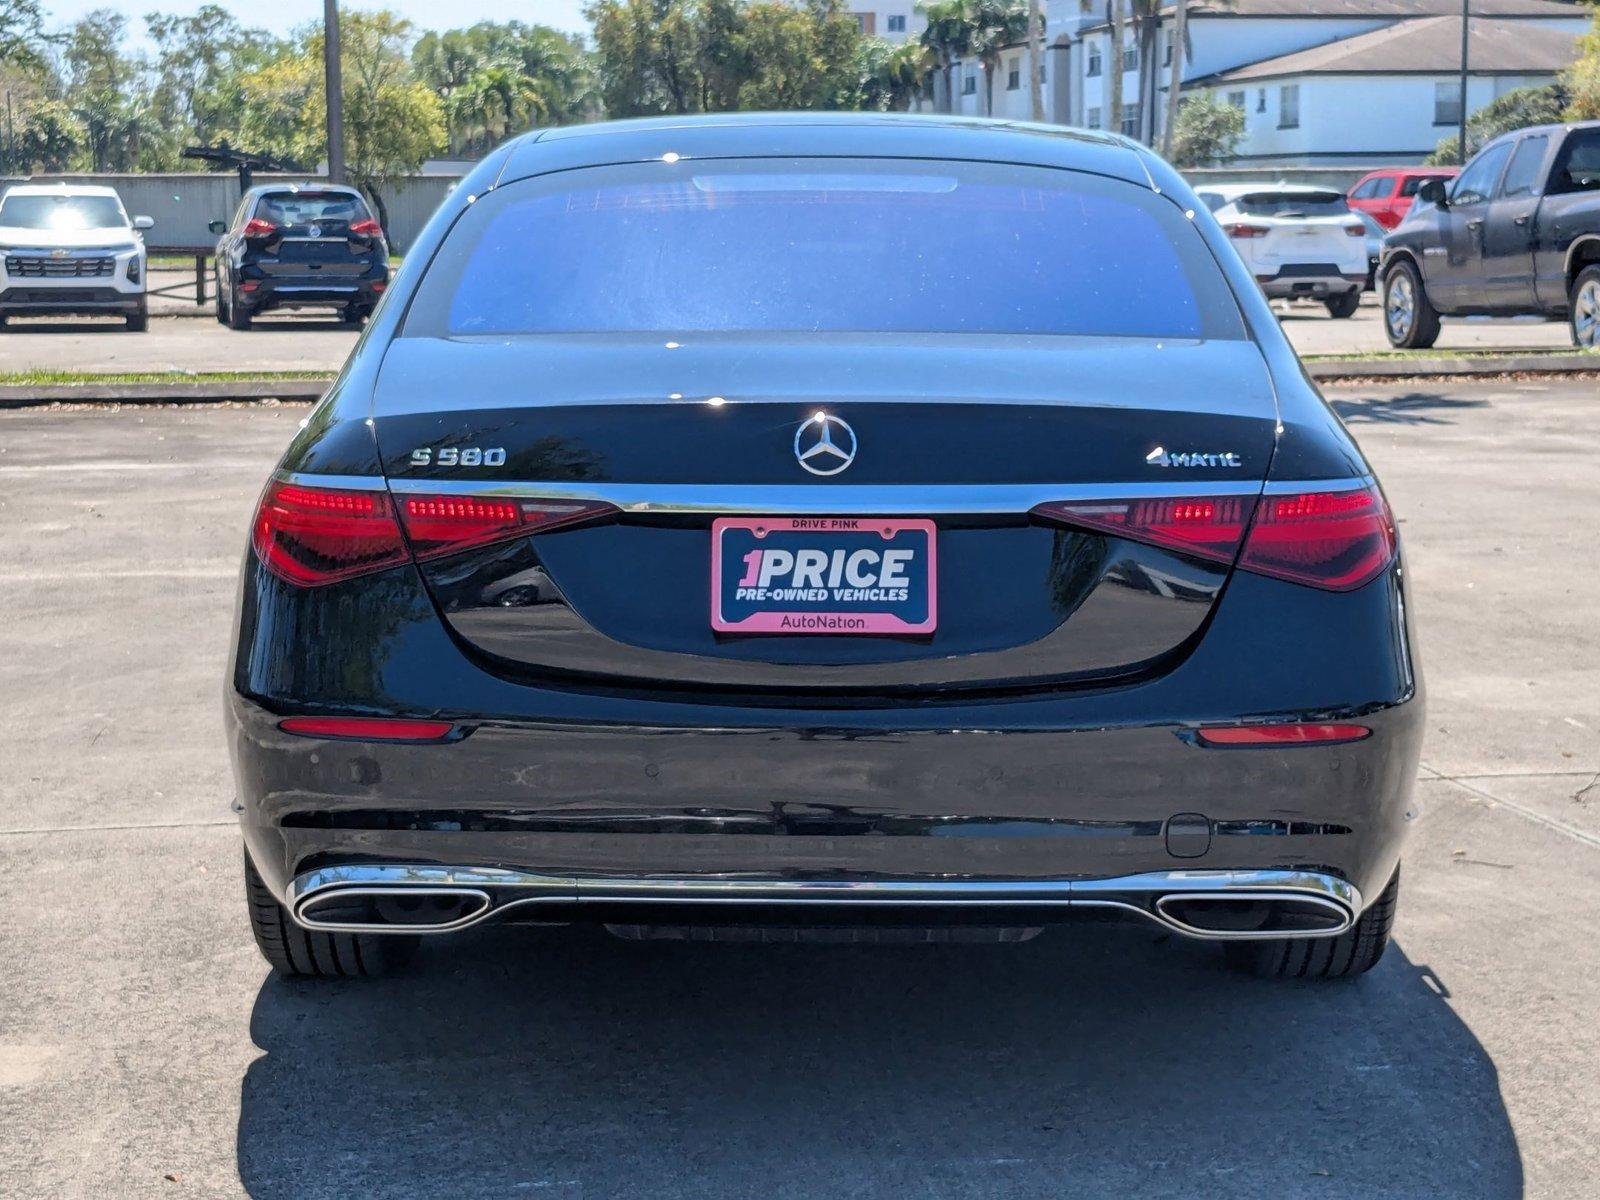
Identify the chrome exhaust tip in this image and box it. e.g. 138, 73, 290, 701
1152, 891, 1354, 940
295, 886, 493, 934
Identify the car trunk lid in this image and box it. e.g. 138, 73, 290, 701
371, 334, 1279, 696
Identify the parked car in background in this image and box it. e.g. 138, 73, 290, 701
0, 183, 152, 331
1195, 183, 1368, 317
1347, 167, 1459, 231
1382, 121, 1600, 349
210, 183, 388, 329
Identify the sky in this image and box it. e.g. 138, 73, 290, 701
40, 0, 591, 44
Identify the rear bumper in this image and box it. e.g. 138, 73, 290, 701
229, 549, 1424, 933
285, 862, 1363, 942
1256, 270, 1366, 299
239, 266, 386, 311
0, 286, 143, 315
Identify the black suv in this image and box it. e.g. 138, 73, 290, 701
210, 184, 389, 329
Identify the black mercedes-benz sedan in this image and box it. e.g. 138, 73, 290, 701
228, 114, 1422, 981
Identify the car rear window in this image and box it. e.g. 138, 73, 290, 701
253, 192, 370, 226
0, 193, 126, 230
1233, 191, 1349, 217
403, 159, 1244, 340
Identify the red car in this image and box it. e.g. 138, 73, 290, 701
1347, 167, 1460, 230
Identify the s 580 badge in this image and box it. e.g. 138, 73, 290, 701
409, 446, 506, 468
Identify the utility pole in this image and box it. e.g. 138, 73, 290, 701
1458, 0, 1470, 165
323, 0, 346, 183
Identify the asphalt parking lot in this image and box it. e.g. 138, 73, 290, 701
1, 380, 1597, 1198
0, 298, 1579, 374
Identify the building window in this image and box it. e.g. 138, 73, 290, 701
852, 12, 873, 35
1087, 44, 1102, 77
1257, 88, 1267, 113
887, 14, 906, 32
962, 71, 976, 95
1123, 42, 1139, 71
1040, 61, 1047, 83
1007, 59, 1021, 90
1163, 39, 1172, 67
1278, 84, 1299, 129
1086, 106, 1102, 129
1121, 102, 1141, 137
1434, 80, 1463, 127
1227, 90, 1246, 110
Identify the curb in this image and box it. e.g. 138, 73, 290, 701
0, 379, 331, 407
1305, 352, 1598, 380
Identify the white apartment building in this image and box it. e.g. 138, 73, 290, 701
930, 0, 1590, 166
847, 3, 925, 43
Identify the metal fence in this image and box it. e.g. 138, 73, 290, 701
0, 172, 461, 253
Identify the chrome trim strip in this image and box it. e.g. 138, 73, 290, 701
381, 479, 1268, 514
287, 865, 1360, 941
1261, 476, 1373, 496
274, 473, 1374, 513
274, 470, 388, 491
271, 284, 361, 293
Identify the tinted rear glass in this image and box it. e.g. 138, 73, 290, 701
1234, 191, 1349, 217
0, 194, 126, 230
404, 159, 1243, 340
253, 192, 370, 226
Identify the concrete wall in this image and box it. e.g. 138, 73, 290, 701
0, 173, 461, 253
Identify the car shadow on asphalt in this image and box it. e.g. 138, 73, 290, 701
235, 923, 1521, 1198
1331, 391, 1491, 426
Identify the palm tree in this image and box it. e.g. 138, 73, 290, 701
883, 41, 935, 111
919, 1, 971, 114
967, 0, 1029, 117
1162, 0, 1231, 154
1026, 0, 1045, 121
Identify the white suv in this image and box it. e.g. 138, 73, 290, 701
1195, 183, 1370, 318
0, 184, 154, 331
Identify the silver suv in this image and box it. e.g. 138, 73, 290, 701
0, 184, 153, 331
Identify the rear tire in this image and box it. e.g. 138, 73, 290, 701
243, 849, 417, 978
1569, 264, 1600, 350
1383, 261, 1441, 349
1324, 290, 1360, 319
125, 303, 147, 332
1227, 868, 1399, 980
340, 303, 369, 327
214, 273, 227, 324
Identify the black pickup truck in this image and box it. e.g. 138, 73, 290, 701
1381, 120, 1600, 349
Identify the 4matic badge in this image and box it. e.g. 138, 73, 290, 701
1145, 446, 1243, 469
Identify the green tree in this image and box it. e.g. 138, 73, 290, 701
860, 37, 930, 111
1424, 84, 1569, 165
144, 6, 279, 168
1167, 89, 1243, 167
919, 0, 970, 113
587, 0, 702, 116
1563, 8, 1600, 121
737, 0, 859, 110
231, 11, 444, 226
61, 10, 145, 170
1, 0, 49, 70
965, 0, 1028, 116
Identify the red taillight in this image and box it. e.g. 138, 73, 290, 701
279, 716, 455, 741
1033, 495, 1256, 565
242, 218, 278, 237
251, 480, 409, 587
1345, 224, 1367, 237
348, 218, 382, 237
1224, 223, 1269, 239
397, 494, 618, 561
1239, 485, 1395, 591
1032, 483, 1395, 592
1197, 723, 1371, 747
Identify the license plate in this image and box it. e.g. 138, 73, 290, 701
711, 517, 937, 635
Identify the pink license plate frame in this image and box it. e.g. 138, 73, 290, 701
710, 516, 937, 635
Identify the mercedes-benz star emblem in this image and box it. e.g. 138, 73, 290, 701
794, 412, 857, 476
308, 224, 323, 238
